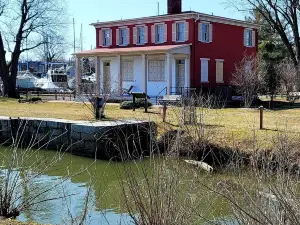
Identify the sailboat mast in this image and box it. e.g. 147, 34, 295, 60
80, 23, 83, 51
73, 18, 76, 54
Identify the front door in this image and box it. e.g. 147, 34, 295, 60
103, 62, 111, 94
176, 60, 185, 94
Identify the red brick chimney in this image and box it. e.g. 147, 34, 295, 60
168, 0, 182, 14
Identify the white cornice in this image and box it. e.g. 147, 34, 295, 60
91, 12, 259, 29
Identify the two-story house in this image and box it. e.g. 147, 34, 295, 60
74, 0, 259, 98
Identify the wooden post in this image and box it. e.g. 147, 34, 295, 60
133, 96, 136, 111
95, 97, 100, 120
55, 90, 57, 100
144, 96, 148, 113
259, 106, 264, 130
162, 102, 167, 122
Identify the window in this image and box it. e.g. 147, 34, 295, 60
122, 61, 134, 81
202, 23, 209, 42
244, 29, 255, 47
137, 27, 145, 44
216, 60, 224, 83
119, 28, 127, 45
156, 24, 164, 43
148, 60, 165, 81
176, 22, 184, 41
200, 58, 209, 82
199, 23, 212, 43
103, 29, 111, 46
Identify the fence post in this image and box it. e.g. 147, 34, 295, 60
144, 96, 148, 113
55, 90, 57, 100
259, 106, 264, 130
162, 102, 167, 122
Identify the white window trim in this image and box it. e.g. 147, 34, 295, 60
122, 60, 134, 82
101, 28, 111, 47
154, 23, 165, 44
148, 60, 165, 82
244, 28, 255, 48
119, 27, 127, 46
200, 58, 210, 83
200, 22, 211, 43
136, 25, 146, 45
174, 21, 186, 43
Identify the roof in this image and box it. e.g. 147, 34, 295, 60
91, 11, 259, 29
74, 44, 191, 56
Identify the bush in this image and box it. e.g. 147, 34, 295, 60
120, 101, 134, 109
120, 99, 153, 110
29, 97, 42, 102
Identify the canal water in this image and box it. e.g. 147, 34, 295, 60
0, 147, 254, 225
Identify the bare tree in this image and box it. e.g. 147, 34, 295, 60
35, 34, 71, 62
231, 55, 263, 107
277, 58, 299, 102
0, 0, 68, 98
227, 0, 300, 67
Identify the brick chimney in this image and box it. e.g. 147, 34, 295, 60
168, 0, 182, 14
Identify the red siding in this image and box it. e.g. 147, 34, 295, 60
192, 21, 257, 88
94, 18, 258, 89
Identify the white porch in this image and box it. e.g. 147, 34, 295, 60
74, 44, 191, 98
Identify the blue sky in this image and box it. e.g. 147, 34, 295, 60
68, 0, 245, 53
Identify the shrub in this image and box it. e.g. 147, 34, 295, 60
29, 97, 42, 102
120, 99, 153, 110
120, 101, 134, 109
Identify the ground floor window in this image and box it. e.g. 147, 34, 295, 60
200, 58, 209, 82
122, 61, 134, 81
216, 60, 224, 83
148, 60, 165, 81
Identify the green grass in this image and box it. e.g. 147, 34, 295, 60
1, 98, 300, 151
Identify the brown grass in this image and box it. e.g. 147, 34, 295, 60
1, 98, 300, 151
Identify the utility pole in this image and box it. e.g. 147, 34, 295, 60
73, 18, 76, 54
80, 23, 83, 51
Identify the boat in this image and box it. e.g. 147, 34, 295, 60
16, 71, 38, 89
68, 78, 76, 90
47, 68, 68, 89
82, 73, 96, 83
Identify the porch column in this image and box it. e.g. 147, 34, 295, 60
185, 55, 190, 88
117, 55, 122, 95
95, 56, 101, 96
75, 56, 82, 96
141, 54, 147, 93
166, 53, 173, 95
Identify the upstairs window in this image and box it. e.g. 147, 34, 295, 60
137, 27, 145, 44
133, 25, 148, 45
176, 22, 185, 41
172, 21, 189, 42
199, 22, 212, 43
119, 28, 127, 45
116, 27, 129, 46
156, 24, 164, 43
244, 29, 255, 47
102, 29, 111, 46
202, 23, 209, 42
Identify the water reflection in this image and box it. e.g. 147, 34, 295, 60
0, 147, 251, 225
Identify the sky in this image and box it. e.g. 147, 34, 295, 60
68, 0, 246, 55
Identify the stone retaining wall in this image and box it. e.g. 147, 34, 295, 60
0, 116, 157, 160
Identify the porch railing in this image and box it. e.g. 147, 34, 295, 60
170, 87, 197, 97
155, 87, 167, 105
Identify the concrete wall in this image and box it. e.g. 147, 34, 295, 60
0, 116, 156, 161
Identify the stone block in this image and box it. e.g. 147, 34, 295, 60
81, 132, 96, 141
70, 131, 81, 140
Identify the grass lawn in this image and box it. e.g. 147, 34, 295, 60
1, 97, 300, 151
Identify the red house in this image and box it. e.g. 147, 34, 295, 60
75, 0, 258, 98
